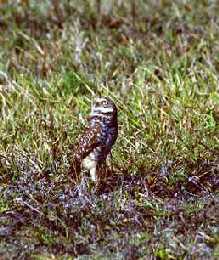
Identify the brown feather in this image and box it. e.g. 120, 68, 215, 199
69, 122, 102, 180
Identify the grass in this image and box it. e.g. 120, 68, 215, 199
0, 0, 218, 259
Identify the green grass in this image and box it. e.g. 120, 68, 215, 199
0, 0, 218, 259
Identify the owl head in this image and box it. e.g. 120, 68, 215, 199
91, 97, 117, 118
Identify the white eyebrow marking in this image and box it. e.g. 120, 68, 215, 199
95, 97, 106, 103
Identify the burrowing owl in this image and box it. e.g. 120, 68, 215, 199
69, 97, 118, 183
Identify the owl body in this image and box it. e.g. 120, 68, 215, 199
69, 97, 118, 182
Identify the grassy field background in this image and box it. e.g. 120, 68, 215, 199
0, 0, 218, 259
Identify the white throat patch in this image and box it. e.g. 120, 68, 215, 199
91, 107, 114, 115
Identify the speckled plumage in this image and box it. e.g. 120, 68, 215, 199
69, 97, 118, 182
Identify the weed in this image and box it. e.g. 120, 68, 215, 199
0, 0, 218, 258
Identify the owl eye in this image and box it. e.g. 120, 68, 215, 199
102, 100, 108, 106
95, 101, 100, 106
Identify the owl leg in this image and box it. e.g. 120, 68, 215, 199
90, 163, 97, 182
95, 162, 103, 182
93, 161, 108, 194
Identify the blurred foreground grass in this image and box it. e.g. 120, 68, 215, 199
0, 1, 218, 259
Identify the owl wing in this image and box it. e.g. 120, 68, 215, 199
73, 123, 102, 161
69, 123, 102, 180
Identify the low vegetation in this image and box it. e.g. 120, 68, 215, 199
0, 1, 218, 259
